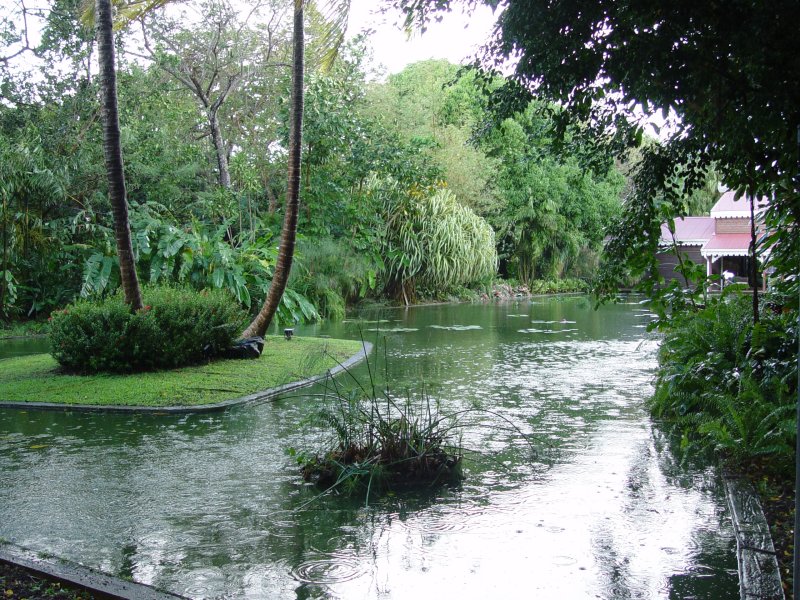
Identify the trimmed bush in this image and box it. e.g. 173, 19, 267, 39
49, 286, 246, 373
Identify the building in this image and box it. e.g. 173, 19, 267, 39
657, 191, 768, 288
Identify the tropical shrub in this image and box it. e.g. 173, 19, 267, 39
49, 286, 247, 373
527, 278, 589, 295
0, 138, 76, 320
650, 290, 798, 468
380, 183, 497, 301
288, 238, 380, 320
79, 203, 318, 326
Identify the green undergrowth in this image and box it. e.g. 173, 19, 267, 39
650, 290, 797, 469
0, 337, 363, 407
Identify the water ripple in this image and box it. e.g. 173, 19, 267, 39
291, 557, 368, 584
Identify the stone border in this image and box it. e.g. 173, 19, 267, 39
724, 475, 785, 600
0, 341, 372, 414
0, 541, 188, 599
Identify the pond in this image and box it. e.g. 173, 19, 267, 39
0, 335, 49, 360
0, 296, 738, 599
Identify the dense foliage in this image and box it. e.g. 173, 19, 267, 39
652, 290, 798, 469
1, 0, 627, 330
368, 61, 624, 287
49, 286, 246, 373
396, 0, 798, 311
477, 103, 624, 282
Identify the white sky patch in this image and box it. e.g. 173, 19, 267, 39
346, 0, 497, 76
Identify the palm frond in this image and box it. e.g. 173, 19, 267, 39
310, 0, 351, 71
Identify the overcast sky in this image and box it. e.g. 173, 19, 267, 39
0, 0, 498, 80
346, 1, 498, 75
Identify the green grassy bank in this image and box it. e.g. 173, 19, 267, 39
0, 337, 364, 408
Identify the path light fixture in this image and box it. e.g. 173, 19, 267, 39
284, 328, 294, 341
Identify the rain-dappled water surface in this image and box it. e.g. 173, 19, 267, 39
0, 297, 738, 598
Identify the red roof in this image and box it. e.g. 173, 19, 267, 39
711, 191, 769, 218
701, 233, 752, 257
659, 217, 714, 246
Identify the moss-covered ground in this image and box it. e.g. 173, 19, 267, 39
0, 337, 363, 407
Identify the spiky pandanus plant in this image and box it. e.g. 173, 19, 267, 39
382, 186, 497, 303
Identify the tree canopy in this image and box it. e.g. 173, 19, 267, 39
0, 0, 627, 322
396, 0, 799, 303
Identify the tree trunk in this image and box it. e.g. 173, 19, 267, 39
96, 0, 143, 310
749, 191, 759, 324
209, 109, 231, 189
241, 0, 304, 339
0, 199, 7, 317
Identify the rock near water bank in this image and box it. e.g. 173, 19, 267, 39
478, 283, 531, 302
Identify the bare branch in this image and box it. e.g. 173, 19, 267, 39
0, 0, 34, 64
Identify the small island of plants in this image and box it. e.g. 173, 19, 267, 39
291, 375, 463, 497
0, 285, 365, 408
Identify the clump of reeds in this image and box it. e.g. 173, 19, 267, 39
291, 350, 463, 496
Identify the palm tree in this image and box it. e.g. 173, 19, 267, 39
95, 0, 143, 310
93, 0, 348, 325
242, 0, 350, 339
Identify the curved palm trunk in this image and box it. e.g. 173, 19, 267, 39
96, 0, 143, 310
241, 0, 304, 338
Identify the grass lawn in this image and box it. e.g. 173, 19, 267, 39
0, 336, 365, 408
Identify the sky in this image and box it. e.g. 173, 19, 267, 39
345, 1, 498, 75
0, 0, 498, 81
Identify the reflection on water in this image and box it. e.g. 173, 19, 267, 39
0, 297, 737, 598
0, 335, 49, 359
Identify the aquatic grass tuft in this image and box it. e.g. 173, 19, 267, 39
295, 380, 464, 496
290, 344, 464, 499
290, 338, 544, 503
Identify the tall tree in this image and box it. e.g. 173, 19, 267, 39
95, 0, 143, 310
139, 0, 289, 189
241, 0, 304, 338
242, 0, 351, 338
365, 60, 496, 214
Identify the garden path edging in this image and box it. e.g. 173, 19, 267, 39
724, 474, 785, 599
0, 341, 372, 413
0, 541, 188, 599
